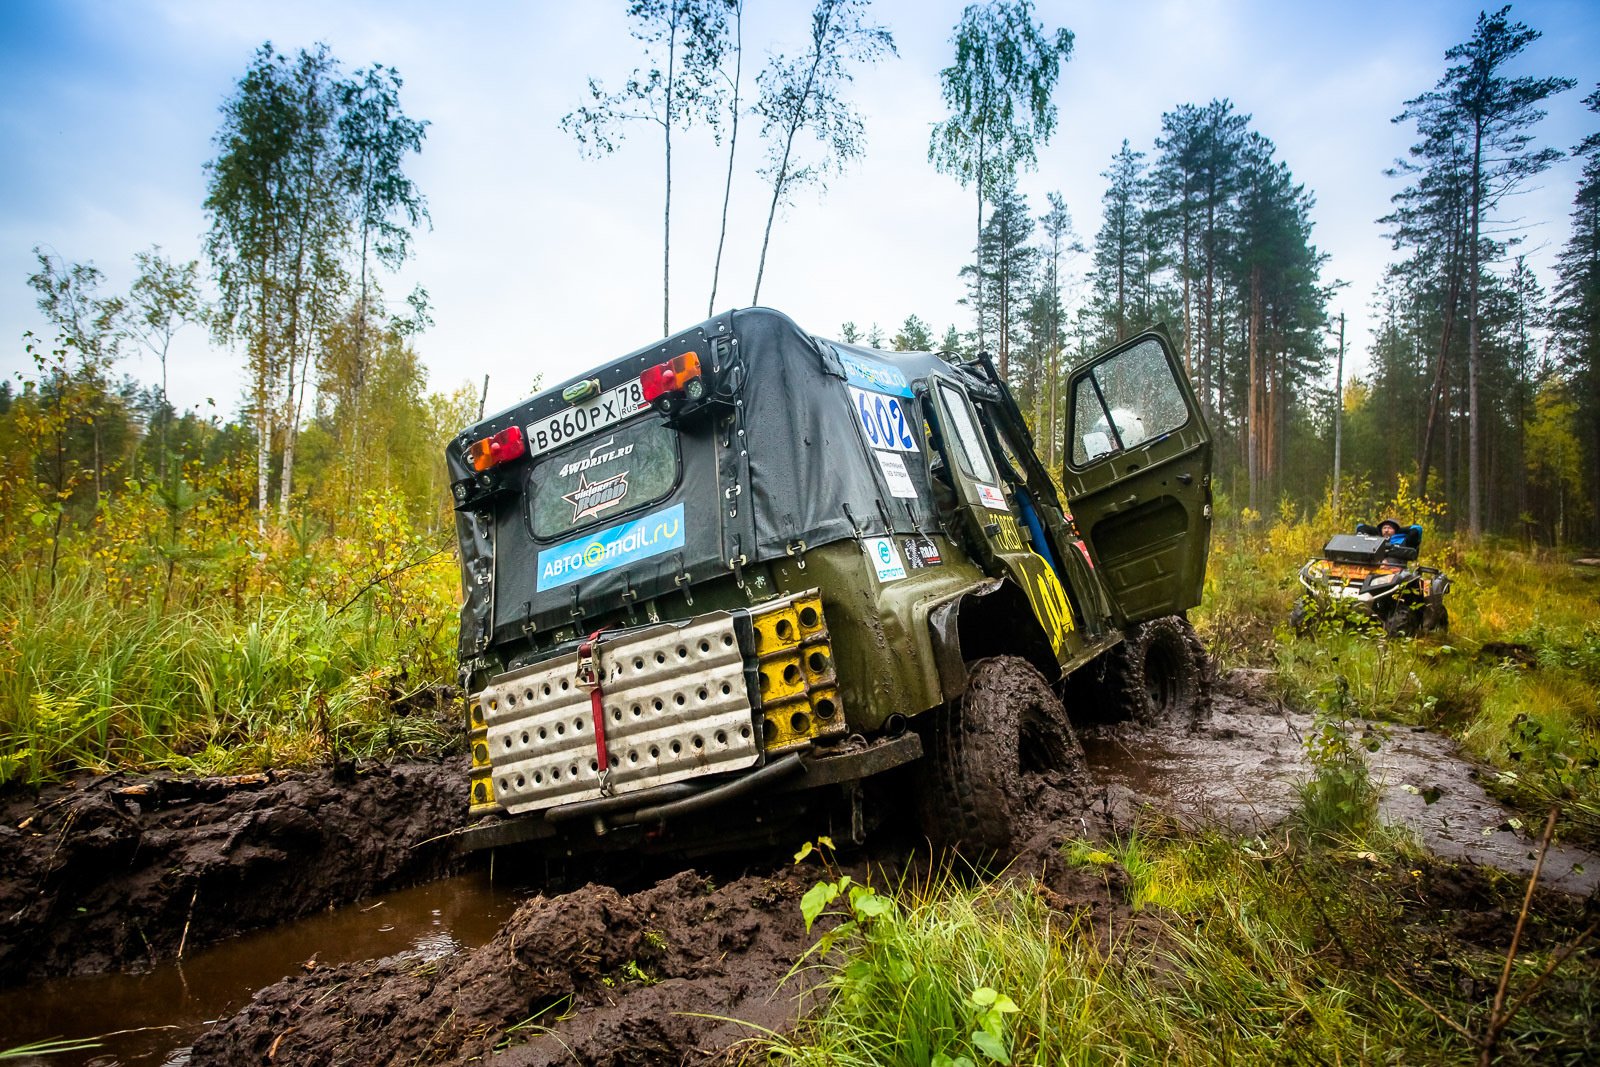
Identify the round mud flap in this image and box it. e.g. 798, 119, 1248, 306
915, 656, 1085, 867
1107, 616, 1212, 726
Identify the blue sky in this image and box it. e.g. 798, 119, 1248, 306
3, 0, 1597, 417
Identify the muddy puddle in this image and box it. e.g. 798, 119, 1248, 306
1082, 668, 1598, 895
0, 869, 523, 1066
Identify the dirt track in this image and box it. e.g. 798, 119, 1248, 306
3, 670, 1596, 1064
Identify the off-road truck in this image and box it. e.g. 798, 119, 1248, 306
447, 308, 1212, 860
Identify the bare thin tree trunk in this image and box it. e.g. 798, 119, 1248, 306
1247, 265, 1261, 510
1419, 231, 1464, 500
662, 13, 678, 335
1466, 127, 1484, 537
708, 1, 743, 316
973, 125, 986, 352
753, 21, 829, 306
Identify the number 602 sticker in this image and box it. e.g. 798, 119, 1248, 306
848, 387, 918, 453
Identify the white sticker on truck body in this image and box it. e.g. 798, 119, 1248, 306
863, 536, 907, 583
875, 451, 918, 499
849, 387, 918, 453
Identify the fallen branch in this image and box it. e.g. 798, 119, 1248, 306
330, 546, 447, 620
1478, 805, 1558, 1067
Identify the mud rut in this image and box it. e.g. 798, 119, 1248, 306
3, 671, 1595, 1065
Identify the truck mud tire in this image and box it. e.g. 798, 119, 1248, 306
1108, 615, 1211, 726
916, 656, 1085, 865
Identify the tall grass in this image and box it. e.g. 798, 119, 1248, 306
766, 822, 1596, 1065
765, 624, 1596, 1066
0, 549, 460, 787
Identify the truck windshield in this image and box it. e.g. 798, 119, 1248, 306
526, 417, 680, 541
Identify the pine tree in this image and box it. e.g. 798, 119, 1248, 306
1551, 84, 1600, 540
1396, 6, 1574, 535
959, 182, 1036, 380
1089, 140, 1145, 347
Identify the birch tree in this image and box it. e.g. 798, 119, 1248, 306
929, 1, 1072, 353
751, 0, 895, 304
563, 1, 733, 334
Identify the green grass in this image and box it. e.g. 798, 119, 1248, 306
0, 559, 459, 786
765, 661, 1596, 1066
764, 825, 1596, 1066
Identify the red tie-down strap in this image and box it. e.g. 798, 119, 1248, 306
576, 630, 612, 786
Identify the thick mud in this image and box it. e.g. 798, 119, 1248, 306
1082, 668, 1599, 895
0, 870, 525, 1065
0, 763, 464, 985
6, 668, 1597, 1065
189, 816, 1122, 1067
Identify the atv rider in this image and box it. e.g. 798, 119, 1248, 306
1356, 518, 1421, 557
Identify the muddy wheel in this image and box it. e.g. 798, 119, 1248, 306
1422, 601, 1449, 635
1290, 597, 1314, 637
1383, 602, 1422, 638
1108, 616, 1209, 726
916, 656, 1084, 864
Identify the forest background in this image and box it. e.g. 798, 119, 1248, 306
1, 0, 1599, 790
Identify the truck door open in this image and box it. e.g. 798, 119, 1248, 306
1063, 330, 1212, 628
924, 374, 1084, 668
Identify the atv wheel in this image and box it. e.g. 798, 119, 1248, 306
1421, 601, 1449, 635
1108, 616, 1211, 726
916, 656, 1084, 864
1382, 602, 1422, 638
1290, 597, 1314, 637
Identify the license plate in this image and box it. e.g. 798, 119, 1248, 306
526, 379, 647, 457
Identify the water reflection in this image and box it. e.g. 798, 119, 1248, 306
0, 870, 523, 1066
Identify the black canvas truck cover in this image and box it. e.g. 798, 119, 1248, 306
448, 308, 953, 663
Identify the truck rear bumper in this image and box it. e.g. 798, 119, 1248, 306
453, 731, 922, 854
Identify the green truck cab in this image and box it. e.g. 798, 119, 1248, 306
446, 308, 1211, 860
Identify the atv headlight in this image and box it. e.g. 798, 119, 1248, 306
1368, 571, 1399, 588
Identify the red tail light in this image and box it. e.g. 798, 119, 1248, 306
640, 352, 704, 404
468, 426, 526, 472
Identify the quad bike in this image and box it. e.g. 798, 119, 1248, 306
1291, 526, 1450, 638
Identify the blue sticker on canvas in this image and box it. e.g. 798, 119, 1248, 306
537, 503, 685, 591
837, 350, 914, 398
